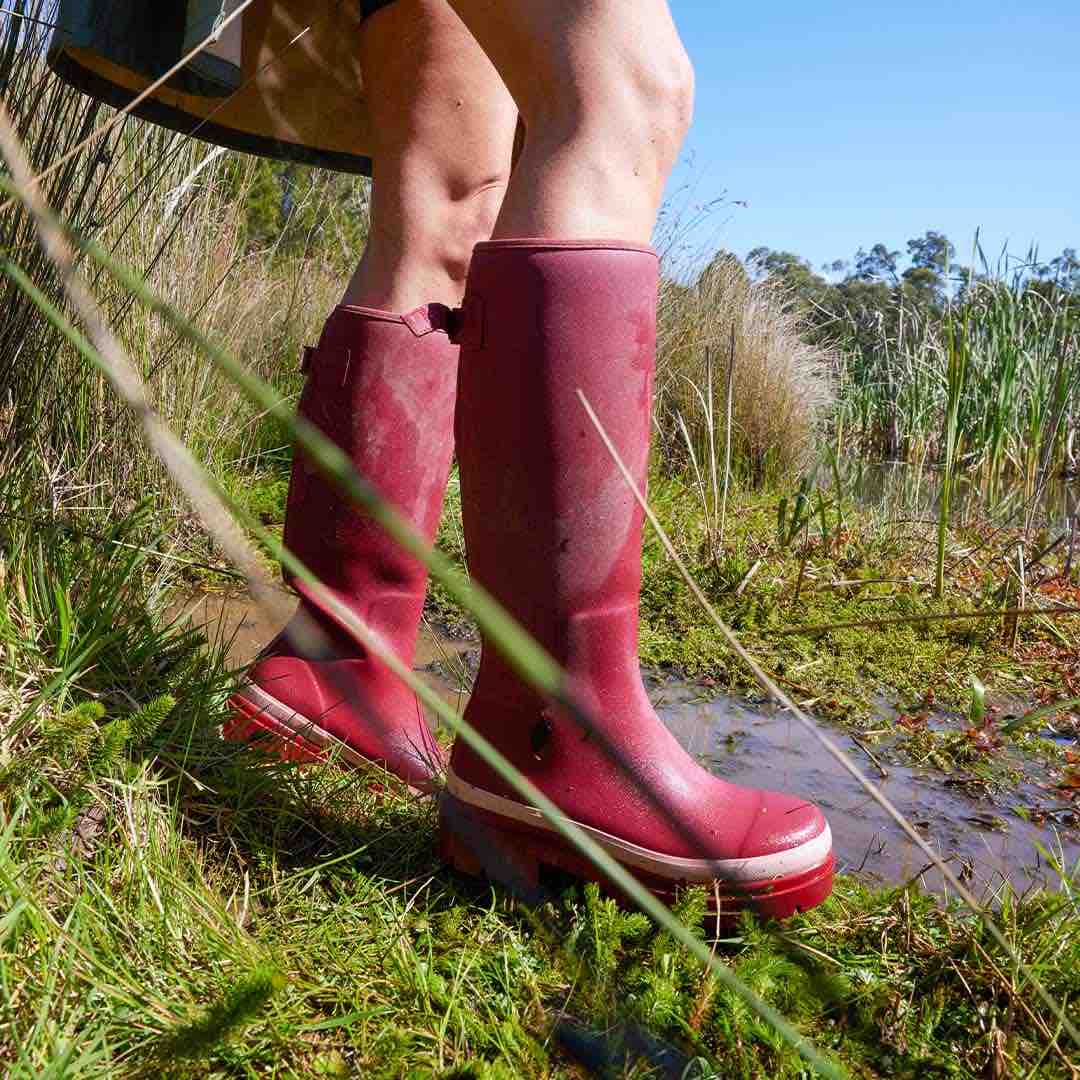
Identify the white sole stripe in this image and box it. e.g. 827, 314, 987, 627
446, 769, 832, 884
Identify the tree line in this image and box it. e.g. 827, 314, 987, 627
705, 231, 1079, 355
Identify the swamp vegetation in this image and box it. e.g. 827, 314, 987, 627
1, 7, 1078, 1077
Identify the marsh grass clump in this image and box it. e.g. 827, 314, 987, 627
0, 498, 216, 841
656, 253, 837, 488
2, 134, 354, 543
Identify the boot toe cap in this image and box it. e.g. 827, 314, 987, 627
730, 789, 831, 879
240, 656, 444, 786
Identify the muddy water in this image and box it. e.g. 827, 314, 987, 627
164, 588, 476, 710
654, 683, 1078, 897
838, 459, 1079, 531
168, 590, 1078, 897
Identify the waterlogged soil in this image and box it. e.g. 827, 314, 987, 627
168, 589, 1079, 898
165, 587, 475, 712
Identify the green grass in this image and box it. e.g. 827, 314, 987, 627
634, 479, 1076, 708
1, 496, 1077, 1077
834, 269, 1078, 505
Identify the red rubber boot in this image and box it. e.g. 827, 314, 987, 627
225, 304, 457, 790
440, 240, 834, 916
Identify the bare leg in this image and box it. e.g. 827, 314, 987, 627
343, 0, 518, 311
446, 0, 694, 242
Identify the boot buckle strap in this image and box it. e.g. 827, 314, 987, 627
401, 303, 448, 338
402, 300, 484, 347
302, 301, 483, 363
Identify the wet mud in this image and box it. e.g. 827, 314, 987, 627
164, 587, 475, 711
168, 589, 1078, 898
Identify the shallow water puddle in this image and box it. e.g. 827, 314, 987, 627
170, 589, 1077, 896
164, 587, 475, 709
652, 680, 1079, 898
165, 588, 295, 665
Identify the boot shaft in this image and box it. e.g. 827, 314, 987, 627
284, 304, 458, 655
454, 240, 659, 664
444, 242, 834, 912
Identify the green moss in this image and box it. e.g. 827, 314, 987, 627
632, 478, 1076, 767
220, 469, 292, 527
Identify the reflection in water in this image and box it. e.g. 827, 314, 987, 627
837, 458, 1078, 532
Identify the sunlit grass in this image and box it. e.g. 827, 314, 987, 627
1, 11, 1078, 1074
834, 271, 1078, 508
1, 507, 1077, 1077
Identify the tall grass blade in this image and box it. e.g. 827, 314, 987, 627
719, 330, 735, 544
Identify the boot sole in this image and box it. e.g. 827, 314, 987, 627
224, 684, 435, 794
440, 770, 834, 919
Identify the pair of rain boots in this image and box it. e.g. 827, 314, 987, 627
226, 239, 834, 918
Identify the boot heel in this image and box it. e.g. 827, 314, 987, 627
439, 795, 549, 903
437, 803, 485, 877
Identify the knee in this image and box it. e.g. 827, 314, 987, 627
368, 156, 508, 288
635, 41, 695, 172
526, 34, 695, 179
434, 172, 509, 285
613, 37, 695, 173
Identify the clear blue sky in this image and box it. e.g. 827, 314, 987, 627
665, 0, 1079, 277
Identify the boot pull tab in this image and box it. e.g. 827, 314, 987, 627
300, 345, 317, 373
402, 303, 449, 338
403, 300, 485, 347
